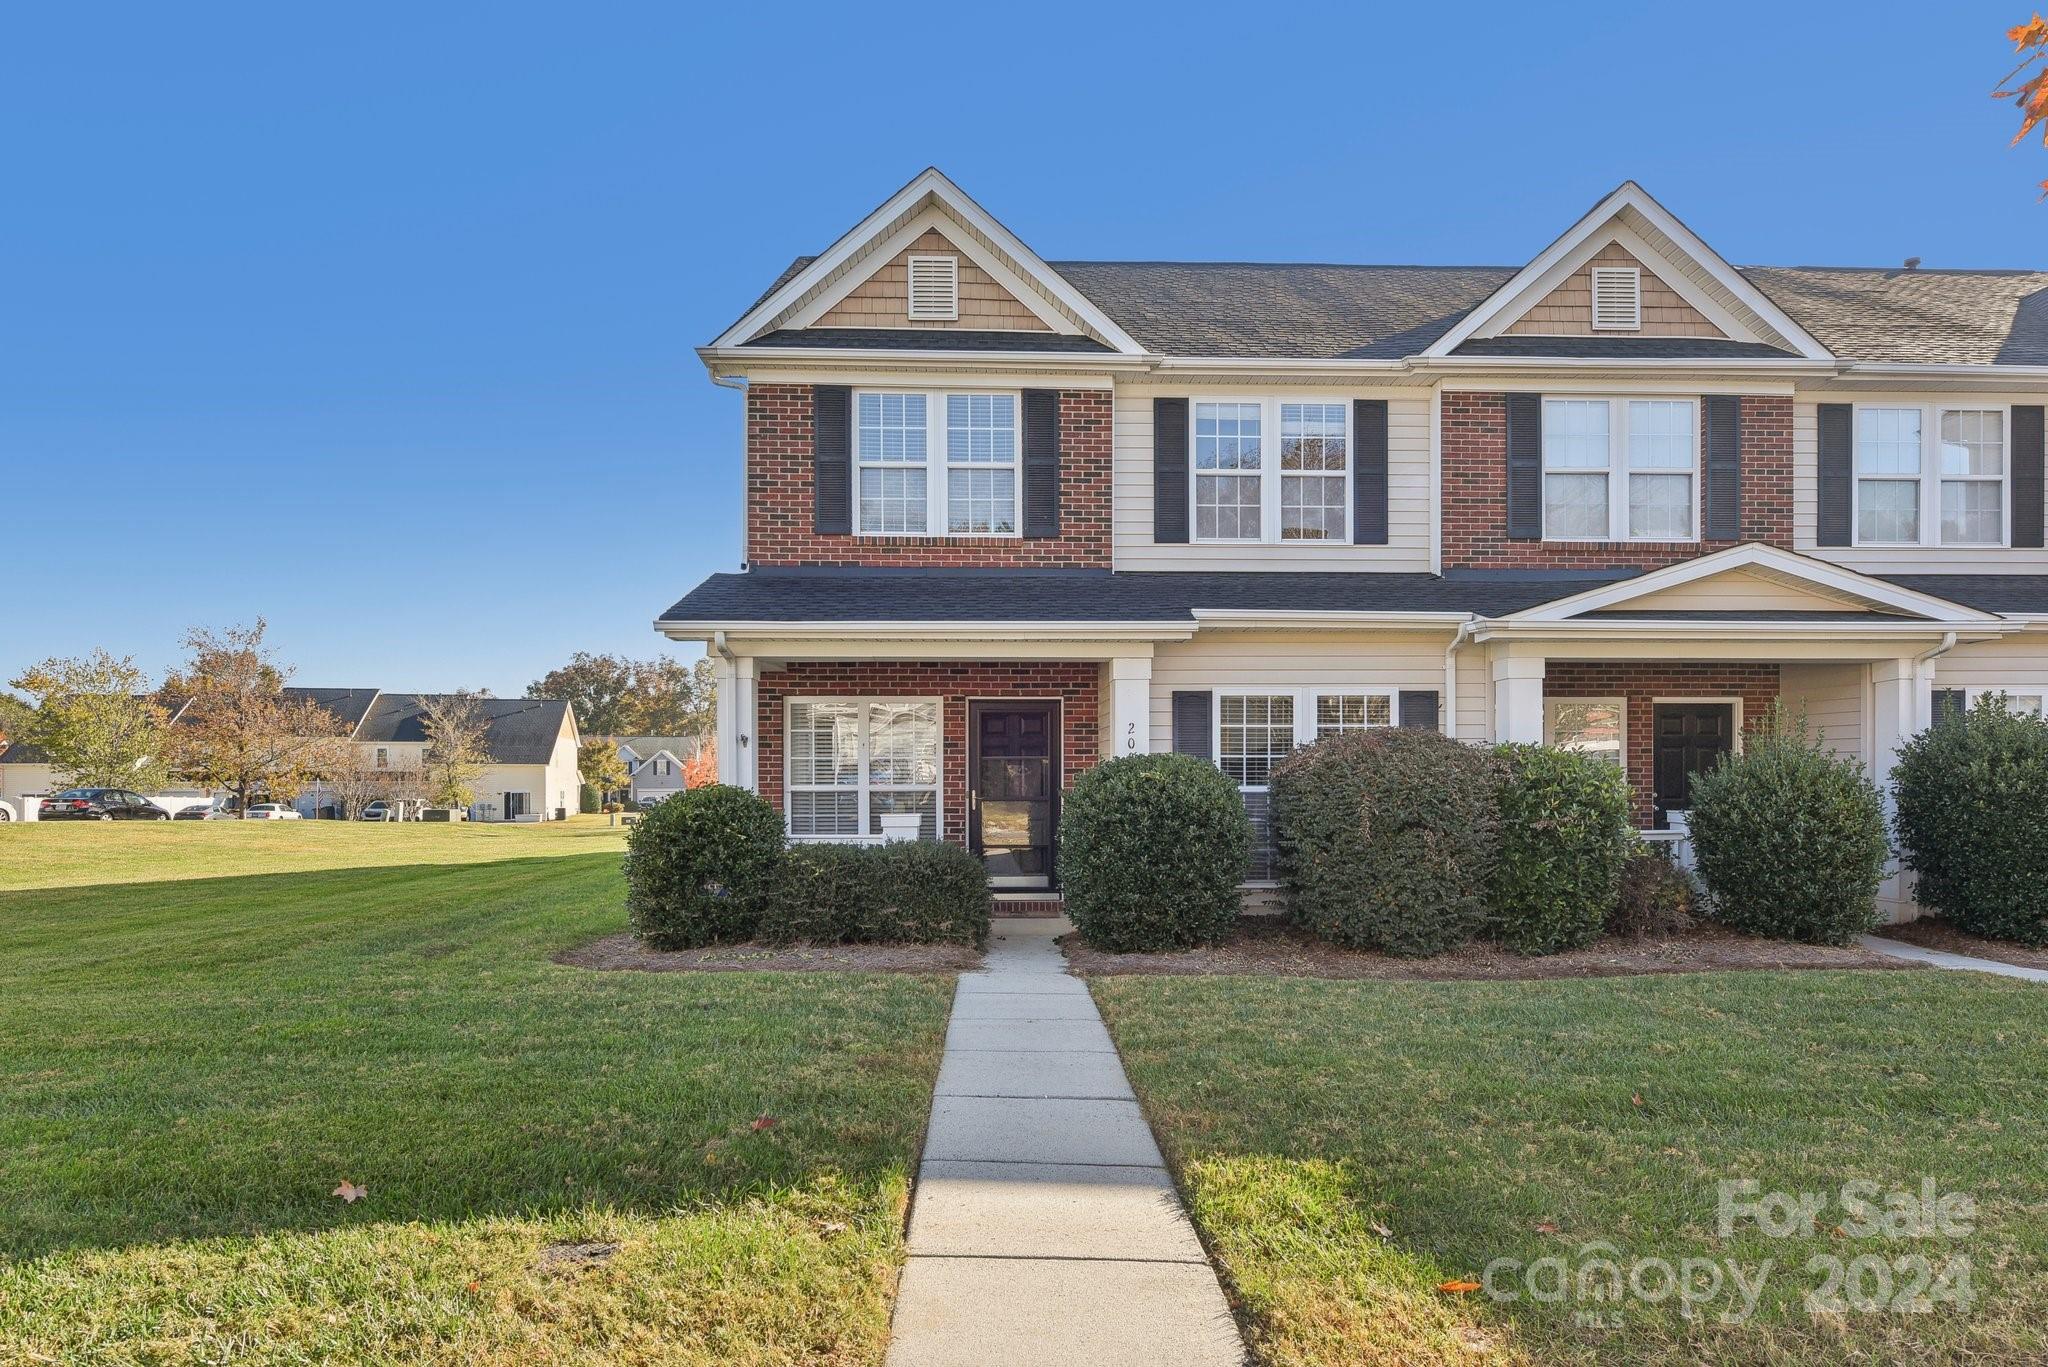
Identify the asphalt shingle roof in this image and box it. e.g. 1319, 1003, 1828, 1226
355, 695, 572, 766
282, 686, 383, 731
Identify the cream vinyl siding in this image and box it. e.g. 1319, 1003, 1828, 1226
1619, 570, 1873, 614
1778, 662, 1868, 766
1147, 630, 1452, 748
1932, 633, 2048, 693
1113, 382, 1434, 571
1793, 394, 2048, 572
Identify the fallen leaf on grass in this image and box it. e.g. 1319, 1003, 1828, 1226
750, 1114, 779, 1131
1534, 1221, 1560, 1234
332, 1181, 366, 1204
1630, 1093, 1644, 1108
1369, 1220, 1392, 1238
1437, 1279, 1482, 1294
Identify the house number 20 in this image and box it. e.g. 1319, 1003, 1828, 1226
1125, 722, 1137, 752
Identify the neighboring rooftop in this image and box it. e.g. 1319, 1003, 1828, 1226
354, 694, 574, 766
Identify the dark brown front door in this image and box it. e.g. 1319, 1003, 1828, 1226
969, 702, 1058, 888
1652, 703, 1734, 828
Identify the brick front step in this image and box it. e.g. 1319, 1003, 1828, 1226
991, 895, 1065, 919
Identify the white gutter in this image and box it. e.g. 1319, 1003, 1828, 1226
697, 345, 1154, 371
1474, 620, 2010, 642
1188, 608, 1473, 627
659, 619, 1197, 642
1443, 618, 1479, 739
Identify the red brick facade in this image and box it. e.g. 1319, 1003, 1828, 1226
753, 661, 1101, 845
744, 384, 1113, 568
1442, 393, 1794, 571
1544, 662, 1782, 826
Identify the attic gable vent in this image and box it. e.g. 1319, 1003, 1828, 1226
906, 254, 959, 321
1590, 266, 1642, 330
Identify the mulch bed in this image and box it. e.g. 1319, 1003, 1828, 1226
555, 931, 984, 975
1062, 918, 1922, 982
1874, 919, 2048, 971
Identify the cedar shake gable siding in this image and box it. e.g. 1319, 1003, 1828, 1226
1443, 392, 1792, 571
1503, 242, 1726, 338
746, 384, 1111, 568
814, 228, 1051, 332
1544, 662, 1781, 827
754, 661, 1100, 844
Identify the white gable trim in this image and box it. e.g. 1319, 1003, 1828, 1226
1469, 223, 1763, 346
1506, 544, 2001, 623
712, 168, 1146, 355
779, 205, 1074, 335
1424, 183, 1833, 361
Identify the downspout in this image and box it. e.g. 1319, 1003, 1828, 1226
1910, 630, 1958, 734
1443, 617, 1479, 739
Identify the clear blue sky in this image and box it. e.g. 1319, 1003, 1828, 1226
4, 1, 2039, 695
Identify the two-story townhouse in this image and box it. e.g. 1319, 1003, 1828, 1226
658, 170, 2048, 918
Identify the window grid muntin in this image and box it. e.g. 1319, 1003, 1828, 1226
785, 698, 941, 842
1218, 693, 1295, 788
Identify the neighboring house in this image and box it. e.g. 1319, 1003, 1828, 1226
0, 694, 198, 813
616, 734, 704, 804
0, 687, 580, 822
658, 169, 2048, 917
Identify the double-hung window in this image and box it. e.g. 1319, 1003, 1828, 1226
1216, 688, 1397, 880
785, 698, 941, 841
1192, 398, 1350, 542
855, 390, 1017, 536
1542, 397, 1697, 542
1855, 404, 2008, 547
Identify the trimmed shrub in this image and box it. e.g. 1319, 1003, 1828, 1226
579, 782, 600, 815
623, 783, 785, 948
1894, 694, 2048, 945
1686, 707, 1890, 945
1270, 728, 1505, 957
1058, 753, 1251, 952
766, 840, 992, 946
1608, 841, 1697, 939
1488, 743, 1633, 955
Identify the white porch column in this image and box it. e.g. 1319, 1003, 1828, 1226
713, 655, 741, 786
1871, 656, 1918, 920
1109, 656, 1152, 759
733, 656, 759, 792
1491, 651, 1547, 745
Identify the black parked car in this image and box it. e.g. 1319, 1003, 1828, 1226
40, 788, 171, 821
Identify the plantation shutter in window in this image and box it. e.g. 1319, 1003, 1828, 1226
1506, 393, 1542, 540
1703, 395, 1742, 541
1932, 689, 1966, 726
1397, 690, 1440, 731
1816, 403, 1853, 547
1170, 690, 1211, 759
1353, 398, 1389, 545
1154, 397, 1190, 544
812, 384, 852, 535
2013, 406, 2045, 550
1022, 389, 1060, 537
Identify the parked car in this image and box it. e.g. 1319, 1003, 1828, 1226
243, 803, 303, 821
359, 800, 395, 822
40, 788, 172, 821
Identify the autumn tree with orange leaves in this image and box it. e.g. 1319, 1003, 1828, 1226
1997, 14, 2048, 195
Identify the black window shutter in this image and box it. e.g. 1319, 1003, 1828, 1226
1506, 393, 1542, 540
812, 384, 852, 535
1154, 398, 1189, 544
1932, 689, 1967, 726
1353, 398, 1389, 545
1816, 403, 1853, 547
2013, 405, 2045, 549
1397, 690, 1440, 731
1170, 690, 1211, 759
1703, 395, 1742, 541
1022, 389, 1060, 537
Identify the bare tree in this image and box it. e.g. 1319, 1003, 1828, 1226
420, 691, 492, 810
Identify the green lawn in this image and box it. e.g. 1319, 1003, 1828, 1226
0, 820, 954, 1365
1092, 971, 2048, 1366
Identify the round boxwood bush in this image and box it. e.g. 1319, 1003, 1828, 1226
1057, 753, 1251, 952
1270, 728, 1504, 957
1894, 694, 2048, 945
1488, 743, 1633, 955
1686, 708, 1889, 945
623, 783, 785, 948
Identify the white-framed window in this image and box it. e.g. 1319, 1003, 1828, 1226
1947, 685, 2046, 717
1544, 698, 1626, 771
1854, 403, 2009, 548
906, 254, 959, 321
785, 698, 941, 842
1542, 397, 1697, 543
855, 390, 1017, 537
374, 747, 388, 770
1191, 397, 1351, 544
1215, 687, 1399, 883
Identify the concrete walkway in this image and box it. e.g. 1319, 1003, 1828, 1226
885, 918, 1245, 1367
1860, 934, 2048, 982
